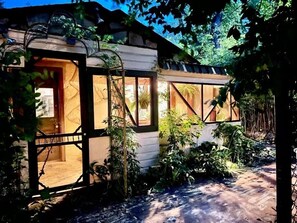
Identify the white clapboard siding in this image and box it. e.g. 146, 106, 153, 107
197, 121, 241, 146
9, 30, 88, 54
116, 44, 157, 71
135, 131, 160, 171
162, 76, 229, 85
89, 132, 160, 171
8, 30, 157, 71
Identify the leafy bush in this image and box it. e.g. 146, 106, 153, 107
212, 122, 257, 165
90, 116, 141, 198
159, 109, 204, 150
153, 110, 204, 189
0, 43, 42, 222
155, 149, 194, 190
187, 142, 231, 177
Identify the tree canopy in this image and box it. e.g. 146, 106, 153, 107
121, 0, 295, 101
119, 1, 296, 221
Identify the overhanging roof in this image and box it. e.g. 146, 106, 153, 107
0, 2, 226, 75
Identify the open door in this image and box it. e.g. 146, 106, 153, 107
32, 58, 85, 190
36, 68, 64, 161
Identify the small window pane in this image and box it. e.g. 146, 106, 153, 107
138, 78, 151, 126
171, 83, 202, 117
231, 96, 240, 121
203, 85, 217, 121
216, 92, 231, 121
125, 77, 137, 125
36, 88, 54, 118
203, 85, 231, 122
93, 75, 108, 129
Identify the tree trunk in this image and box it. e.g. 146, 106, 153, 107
275, 77, 292, 222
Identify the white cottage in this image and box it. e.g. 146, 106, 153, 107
0, 2, 240, 192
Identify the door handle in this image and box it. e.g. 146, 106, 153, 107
54, 121, 59, 129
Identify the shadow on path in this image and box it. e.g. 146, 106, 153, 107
68, 162, 276, 223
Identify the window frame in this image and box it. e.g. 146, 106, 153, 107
88, 68, 158, 137
167, 81, 240, 123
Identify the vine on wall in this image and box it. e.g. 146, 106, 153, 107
0, 43, 43, 222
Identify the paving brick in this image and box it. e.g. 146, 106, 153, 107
68, 162, 276, 223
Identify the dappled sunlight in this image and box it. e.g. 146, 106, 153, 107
68, 162, 276, 222
38, 145, 83, 189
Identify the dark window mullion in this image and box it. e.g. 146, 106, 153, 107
203, 104, 217, 122
230, 93, 233, 121
201, 84, 204, 120
126, 106, 137, 126
230, 95, 240, 121
167, 82, 171, 110
150, 77, 154, 126
136, 77, 139, 126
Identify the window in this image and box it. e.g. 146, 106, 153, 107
92, 72, 156, 132
36, 88, 54, 118
93, 75, 108, 129
166, 82, 240, 123
231, 95, 240, 121
170, 83, 202, 117
203, 85, 231, 122
125, 77, 152, 126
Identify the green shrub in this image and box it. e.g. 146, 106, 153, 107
159, 110, 204, 150
154, 110, 204, 190
187, 142, 231, 177
212, 122, 257, 165
0, 43, 43, 222
155, 149, 194, 190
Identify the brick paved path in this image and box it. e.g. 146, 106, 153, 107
68, 162, 276, 223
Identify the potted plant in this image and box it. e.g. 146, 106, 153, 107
50, 15, 97, 45
138, 90, 150, 109
176, 84, 199, 98
63, 21, 97, 45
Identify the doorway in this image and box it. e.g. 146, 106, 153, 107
31, 57, 86, 190
35, 67, 64, 162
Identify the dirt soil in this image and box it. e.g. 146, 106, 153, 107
68, 162, 276, 223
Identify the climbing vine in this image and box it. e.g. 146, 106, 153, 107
0, 42, 43, 222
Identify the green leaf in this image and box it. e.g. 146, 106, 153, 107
40, 188, 51, 200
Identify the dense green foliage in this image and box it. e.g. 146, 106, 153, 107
187, 142, 231, 177
0, 43, 42, 222
125, 0, 229, 35
155, 110, 231, 189
213, 122, 258, 165
222, 1, 295, 101
156, 149, 194, 189
159, 110, 204, 150
179, 0, 278, 67
239, 93, 275, 137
